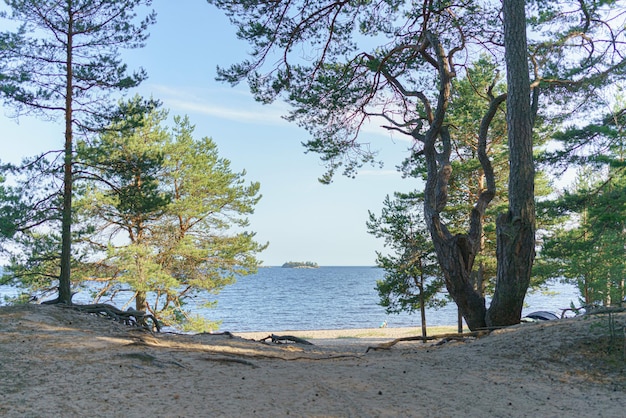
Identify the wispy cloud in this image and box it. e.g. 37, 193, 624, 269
146, 84, 420, 141
167, 98, 288, 124
148, 84, 290, 125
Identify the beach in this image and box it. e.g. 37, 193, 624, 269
234, 325, 460, 339
234, 326, 463, 348
0, 304, 624, 417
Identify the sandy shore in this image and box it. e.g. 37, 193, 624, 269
0, 304, 624, 417
234, 325, 460, 341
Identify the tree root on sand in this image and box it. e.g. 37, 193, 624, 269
61, 303, 160, 332
365, 331, 489, 352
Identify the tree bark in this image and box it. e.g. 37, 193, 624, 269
136, 291, 147, 312
419, 32, 505, 331
417, 272, 427, 339
58, 6, 74, 305
486, 0, 536, 327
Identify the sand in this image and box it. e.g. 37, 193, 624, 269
0, 304, 624, 417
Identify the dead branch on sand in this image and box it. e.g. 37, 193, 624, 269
259, 334, 315, 345
365, 331, 490, 352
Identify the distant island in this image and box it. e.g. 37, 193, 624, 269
281, 261, 319, 269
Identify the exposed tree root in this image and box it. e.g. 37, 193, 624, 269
203, 356, 259, 368
365, 331, 489, 352
128, 334, 360, 362
61, 303, 161, 332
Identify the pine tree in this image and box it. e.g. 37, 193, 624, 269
75, 102, 267, 331
0, 0, 155, 304
537, 98, 626, 308
209, 0, 626, 329
367, 192, 445, 338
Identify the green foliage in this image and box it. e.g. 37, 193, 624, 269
0, 157, 71, 292
211, 0, 502, 182
0, 0, 156, 303
71, 100, 267, 331
526, 1, 626, 127
442, 58, 508, 292
536, 168, 626, 307
395, 57, 555, 298
0, 173, 27, 242
367, 193, 446, 315
0, 0, 155, 120
536, 96, 626, 307
210, 0, 593, 327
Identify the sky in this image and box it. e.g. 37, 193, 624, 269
0, 0, 418, 266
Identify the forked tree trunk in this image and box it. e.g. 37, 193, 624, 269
486, 0, 536, 327
418, 31, 508, 331
429, 228, 487, 330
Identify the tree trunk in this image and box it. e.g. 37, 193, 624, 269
136, 291, 147, 312
486, 0, 536, 327
430, 230, 487, 330
58, 9, 74, 305
420, 32, 503, 331
418, 276, 427, 339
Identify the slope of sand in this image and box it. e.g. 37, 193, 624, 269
0, 304, 624, 417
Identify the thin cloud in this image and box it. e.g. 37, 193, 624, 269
167, 98, 288, 125
148, 84, 289, 125
147, 84, 420, 139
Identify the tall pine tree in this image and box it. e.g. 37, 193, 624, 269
0, 0, 155, 304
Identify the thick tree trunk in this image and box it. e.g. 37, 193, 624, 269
419, 32, 504, 331
430, 228, 487, 330
424, 129, 488, 331
135, 291, 147, 312
486, 0, 536, 327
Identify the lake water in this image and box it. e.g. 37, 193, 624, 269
0, 266, 580, 332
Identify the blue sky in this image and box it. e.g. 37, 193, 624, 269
0, 0, 418, 266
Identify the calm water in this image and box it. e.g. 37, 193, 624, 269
0, 266, 580, 332
200, 266, 579, 331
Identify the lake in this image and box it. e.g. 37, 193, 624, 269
200, 266, 580, 331
0, 266, 580, 332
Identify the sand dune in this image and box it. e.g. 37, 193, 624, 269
0, 304, 624, 417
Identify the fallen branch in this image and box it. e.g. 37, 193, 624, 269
259, 334, 314, 345
365, 331, 489, 352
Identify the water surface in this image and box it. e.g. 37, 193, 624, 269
1, 266, 580, 332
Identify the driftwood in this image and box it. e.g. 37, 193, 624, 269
365, 331, 489, 352
259, 334, 314, 345
62, 303, 161, 332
